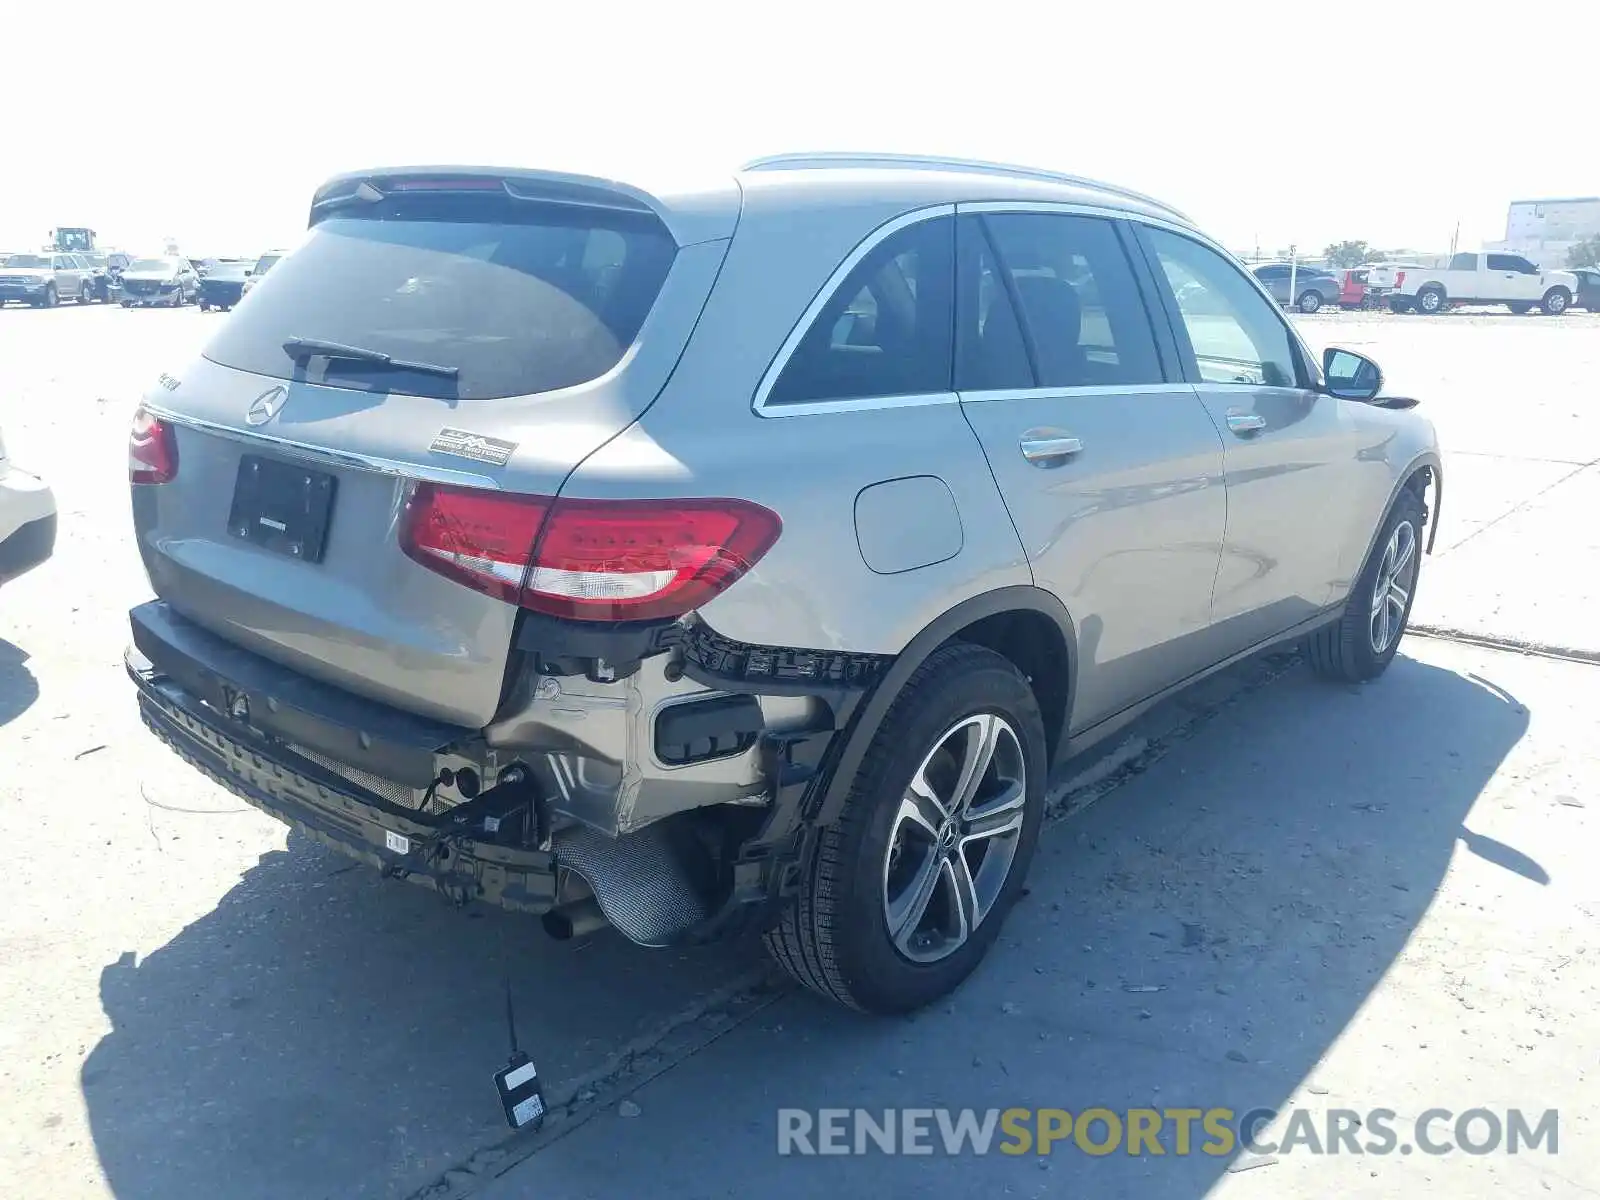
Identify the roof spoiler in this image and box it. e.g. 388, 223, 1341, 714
307, 165, 738, 245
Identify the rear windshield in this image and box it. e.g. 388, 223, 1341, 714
203, 200, 678, 401
4, 254, 49, 268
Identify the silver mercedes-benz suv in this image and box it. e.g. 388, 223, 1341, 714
126, 153, 1442, 1013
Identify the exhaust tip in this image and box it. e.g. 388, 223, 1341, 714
542, 897, 609, 941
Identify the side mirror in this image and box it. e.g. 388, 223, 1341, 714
1323, 347, 1383, 401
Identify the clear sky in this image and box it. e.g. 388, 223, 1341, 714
4, 0, 1591, 258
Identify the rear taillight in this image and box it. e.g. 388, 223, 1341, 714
400, 484, 782, 622
129, 407, 177, 484
1395, 270, 1406, 288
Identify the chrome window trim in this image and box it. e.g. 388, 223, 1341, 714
141, 404, 504, 490
751, 204, 955, 417
753, 391, 960, 419
957, 383, 1195, 404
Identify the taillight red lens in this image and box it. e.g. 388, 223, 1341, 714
129, 407, 177, 484
400, 485, 782, 622
400, 485, 550, 606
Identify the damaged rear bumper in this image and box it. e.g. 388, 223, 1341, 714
126, 620, 563, 908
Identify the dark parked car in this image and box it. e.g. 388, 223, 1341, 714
1570, 267, 1600, 312
198, 260, 253, 311
83, 252, 132, 302
1251, 263, 1342, 313
119, 257, 200, 307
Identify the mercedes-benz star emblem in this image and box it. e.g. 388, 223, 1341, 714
246, 385, 288, 426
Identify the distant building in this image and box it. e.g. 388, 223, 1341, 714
1484, 197, 1600, 268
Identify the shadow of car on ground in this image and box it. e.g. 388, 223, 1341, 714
82, 651, 1533, 1199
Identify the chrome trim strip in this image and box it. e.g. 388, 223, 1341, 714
751, 204, 955, 416
141, 404, 503, 490
753, 391, 958, 419
957, 383, 1196, 403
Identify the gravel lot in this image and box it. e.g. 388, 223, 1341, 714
1, 305, 1595, 1199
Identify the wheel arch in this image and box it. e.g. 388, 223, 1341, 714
1352, 452, 1443, 584
814, 586, 1076, 825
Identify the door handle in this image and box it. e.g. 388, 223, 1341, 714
1019, 430, 1084, 464
1225, 410, 1267, 435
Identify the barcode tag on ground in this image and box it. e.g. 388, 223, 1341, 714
495, 1052, 547, 1131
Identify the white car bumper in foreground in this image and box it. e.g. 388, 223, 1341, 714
0, 461, 57, 583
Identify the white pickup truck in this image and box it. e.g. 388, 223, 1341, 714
1369, 252, 1578, 315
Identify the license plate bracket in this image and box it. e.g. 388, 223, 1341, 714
227, 454, 337, 563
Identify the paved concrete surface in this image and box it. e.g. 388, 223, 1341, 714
0, 305, 1595, 1198
1297, 311, 1600, 657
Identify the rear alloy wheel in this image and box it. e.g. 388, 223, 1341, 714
1307, 486, 1425, 683
765, 642, 1046, 1013
1540, 287, 1570, 316
1416, 286, 1446, 314
1297, 289, 1323, 314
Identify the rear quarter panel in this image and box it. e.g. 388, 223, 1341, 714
559, 190, 1031, 655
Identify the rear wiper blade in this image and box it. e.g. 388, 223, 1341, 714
281, 336, 459, 379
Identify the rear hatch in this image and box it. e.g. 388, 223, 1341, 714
131, 170, 735, 727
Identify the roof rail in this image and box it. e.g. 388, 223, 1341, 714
740, 151, 1189, 222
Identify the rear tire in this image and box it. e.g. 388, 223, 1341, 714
1296, 290, 1323, 314
764, 642, 1046, 1013
76, 283, 92, 305
1540, 287, 1570, 316
1415, 286, 1446, 314
1307, 486, 1426, 684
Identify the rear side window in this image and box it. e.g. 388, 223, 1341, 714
766, 216, 955, 406
955, 217, 1033, 391
981, 213, 1162, 388
1450, 252, 1478, 270
203, 198, 677, 401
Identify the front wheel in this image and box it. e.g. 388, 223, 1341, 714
765, 643, 1046, 1013
1540, 287, 1570, 316
76, 282, 92, 305
1307, 486, 1426, 683
1296, 290, 1323, 314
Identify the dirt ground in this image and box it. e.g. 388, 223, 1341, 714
0, 304, 1595, 1199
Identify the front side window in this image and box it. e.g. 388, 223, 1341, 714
1144, 228, 1300, 389
980, 213, 1162, 388
767, 216, 955, 406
